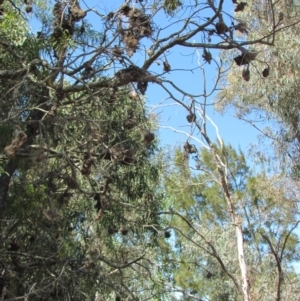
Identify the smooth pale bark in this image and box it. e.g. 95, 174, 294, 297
236, 225, 250, 301
203, 131, 251, 301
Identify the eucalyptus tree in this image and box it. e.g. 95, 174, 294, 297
0, 0, 294, 300
163, 145, 300, 301
216, 0, 300, 173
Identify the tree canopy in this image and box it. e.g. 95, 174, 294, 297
0, 0, 300, 301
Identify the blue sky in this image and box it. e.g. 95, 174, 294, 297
29, 0, 261, 156
26, 0, 273, 184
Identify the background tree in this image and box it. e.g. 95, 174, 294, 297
216, 0, 300, 173
162, 144, 300, 301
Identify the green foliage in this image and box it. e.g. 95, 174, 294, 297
0, 10, 28, 46
163, 0, 183, 14
0, 1, 166, 299
217, 0, 300, 171
0, 125, 13, 150
0, 0, 299, 300
162, 144, 300, 300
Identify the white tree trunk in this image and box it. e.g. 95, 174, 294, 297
236, 224, 250, 301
